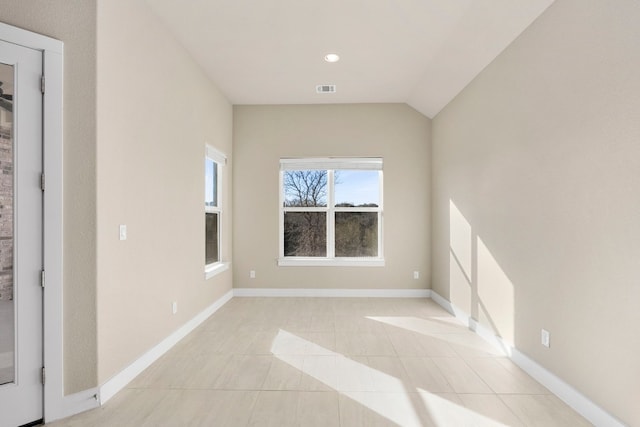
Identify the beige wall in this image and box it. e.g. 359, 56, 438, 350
0, 0, 98, 394
96, 0, 232, 384
431, 0, 640, 424
0, 0, 233, 395
233, 104, 431, 290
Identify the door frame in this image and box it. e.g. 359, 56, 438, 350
0, 22, 96, 423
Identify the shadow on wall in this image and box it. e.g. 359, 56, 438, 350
449, 199, 515, 346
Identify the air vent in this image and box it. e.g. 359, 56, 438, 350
316, 84, 336, 94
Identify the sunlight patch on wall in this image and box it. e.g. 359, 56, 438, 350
449, 199, 472, 278
449, 199, 473, 313
448, 199, 515, 346
450, 251, 473, 314
477, 236, 515, 344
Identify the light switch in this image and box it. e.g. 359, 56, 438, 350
541, 329, 550, 348
119, 224, 127, 241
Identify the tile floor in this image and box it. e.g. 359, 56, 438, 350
47, 297, 592, 426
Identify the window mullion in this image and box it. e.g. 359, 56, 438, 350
279, 171, 284, 258
377, 170, 383, 258
327, 169, 335, 258
217, 162, 223, 261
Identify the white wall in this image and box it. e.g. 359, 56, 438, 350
431, 0, 640, 424
233, 104, 431, 291
96, 0, 233, 384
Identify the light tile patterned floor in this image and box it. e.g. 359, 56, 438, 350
47, 297, 593, 426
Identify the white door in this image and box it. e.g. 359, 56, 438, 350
0, 40, 44, 427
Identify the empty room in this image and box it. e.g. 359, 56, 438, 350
0, 0, 637, 426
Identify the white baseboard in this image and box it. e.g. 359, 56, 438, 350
428, 290, 471, 326
87, 287, 622, 427
50, 388, 100, 422
429, 290, 625, 427
233, 288, 431, 298
98, 289, 233, 405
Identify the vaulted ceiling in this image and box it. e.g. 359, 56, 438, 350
145, 0, 554, 118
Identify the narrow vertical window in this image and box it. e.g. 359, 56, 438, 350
205, 146, 226, 277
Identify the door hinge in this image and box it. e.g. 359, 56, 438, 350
42, 367, 46, 385
40, 173, 45, 191
41, 270, 45, 288
40, 75, 45, 94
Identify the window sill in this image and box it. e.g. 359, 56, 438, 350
205, 262, 230, 279
278, 258, 385, 267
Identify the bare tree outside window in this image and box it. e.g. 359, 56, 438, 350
282, 168, 381, 258
283, 170, 327, 256
284, 212, 326, 256
283, 170, 327, 207
335, 211, 378, 256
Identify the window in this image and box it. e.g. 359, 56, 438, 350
205, 145, 228, 278
279, 158, 384, 266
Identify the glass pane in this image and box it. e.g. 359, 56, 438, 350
205, 158, 217, 208
0, 63, 14, 385
205, 212, 219, 264
284, 212, 326, 256
283, 170, 327, 207
335, 212, 378, 257
335, 170, 380, 207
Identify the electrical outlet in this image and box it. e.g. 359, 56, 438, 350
413, 271, 420, 280
541, 329, 550, 348
172, 301, 178, 315
119, 224, 127, 241
250, 270, 256, 279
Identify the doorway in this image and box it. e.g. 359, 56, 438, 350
0, 39, 44, 427
0, 21, 66, 425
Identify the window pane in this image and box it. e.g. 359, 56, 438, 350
205, 158, 217, 207
0, 63, 14, 385
335, 170, 379, 207
205, 212, 219, 264
283, 170, 327, 207
335, 212, 378, 257
284, 212, 326, 256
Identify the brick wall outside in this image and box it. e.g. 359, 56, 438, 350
0, 122, 12, 301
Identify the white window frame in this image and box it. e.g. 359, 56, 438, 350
205, 145, 229, 278
278, 157, 384, 267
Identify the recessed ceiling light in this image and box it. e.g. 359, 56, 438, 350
324, 53, 340, 63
